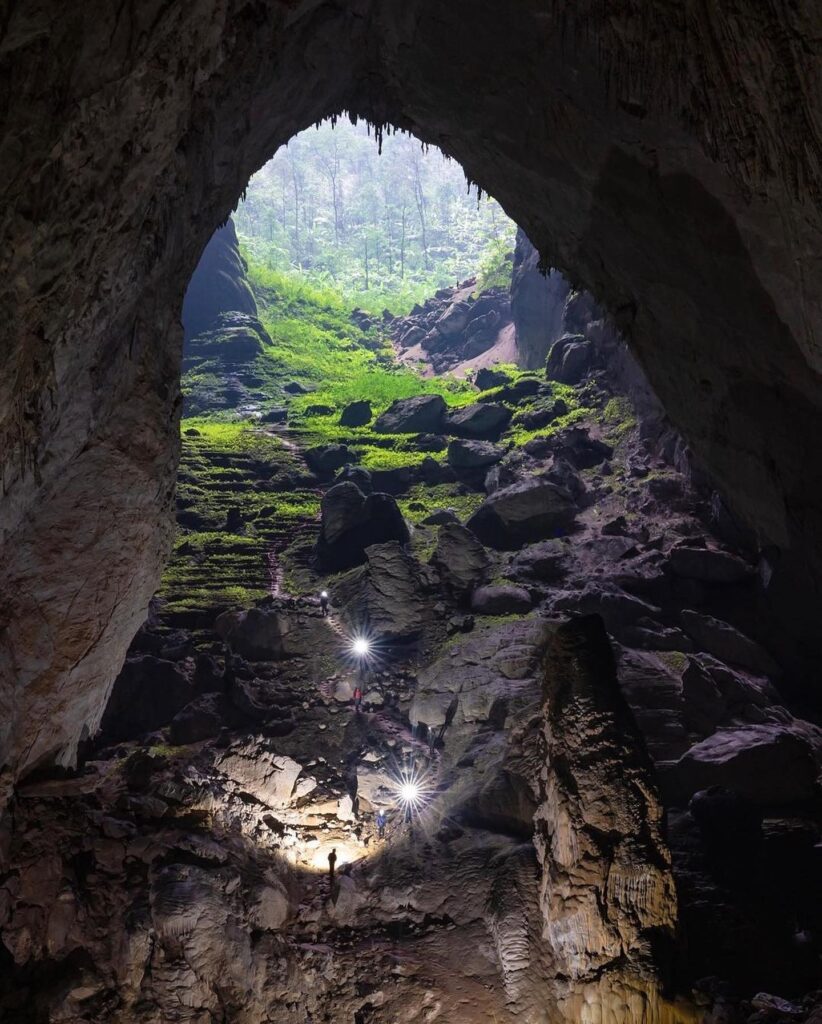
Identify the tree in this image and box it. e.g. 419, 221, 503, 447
233, 115, 515, 311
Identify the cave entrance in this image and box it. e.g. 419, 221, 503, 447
168, 113, 611, 622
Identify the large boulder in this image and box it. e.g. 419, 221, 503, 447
332, 542, 430, 641
333, 465, 373, 493
447, 439, 504, 470
681, 610, 779, 675
410, 618, 550, 736
475, 367, 511, 390
483, 376, 541, 403
218, 743, 305, 808
304, 443, 354, 477
445, 402, 511, 440
430, 522, 491, 596
316, 482, 410, 571
435, 300, 472, 337
553, 426, 613, 469
669, 546, 752, 583
215, 606, 301, 660
675, 725, 820, 803
169, 694, 226, 745
373, 394, 446, 433
471, 584, 533, 615
99, 657, 194, 744
546, 333, 596, 384
515, 400, 567, 431
467, 478, 578, 549
510, 539, 568, 581
339, 400, 372, 427
553, 582, 661, 633
369, 464, 419, 495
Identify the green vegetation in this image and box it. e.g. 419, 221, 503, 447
168, 122, 615, 622
397, 484, 485, 524
235, 115, 516, 316
658, 651, 689, 675
159, 417, 320, 616
474, 236, 515, 294
253, 267, 473, 409
602, 396, 637, 440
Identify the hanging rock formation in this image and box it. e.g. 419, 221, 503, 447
510, 228, 571, 370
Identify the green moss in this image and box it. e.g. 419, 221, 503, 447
506, 405, 591, 448
602, 396, 637, 440
658, 650, 689, 674
397, 484, 485, 524
147, 744, 188, 758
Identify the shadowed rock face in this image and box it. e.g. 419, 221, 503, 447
182, 218, 258, 339
510, 229, 570, 369
2, 0, 822, 791
534, 616, 682, 1019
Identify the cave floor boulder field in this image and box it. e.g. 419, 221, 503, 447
1, 236, 821, 1024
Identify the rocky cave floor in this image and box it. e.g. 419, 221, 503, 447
2, 328, 822, 1024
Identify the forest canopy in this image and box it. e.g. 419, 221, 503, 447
234, 116, 516, 314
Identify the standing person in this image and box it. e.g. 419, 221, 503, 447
353, 685, 363, 713
376, 810, 386, 839
327, 847, 337, 889
319, 590, 329, 617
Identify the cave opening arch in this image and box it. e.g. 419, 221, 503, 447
1, 0, 821, 793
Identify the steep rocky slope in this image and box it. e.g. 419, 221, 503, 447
2, 241, 820, 1022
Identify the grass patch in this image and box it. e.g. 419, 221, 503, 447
506, 405, 591, 448
602, 396, 637, 440
397, 483, 485, 524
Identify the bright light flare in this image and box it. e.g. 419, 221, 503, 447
391, 767, 432, 817
399, 781, 420, 804
351, 636, 371, 657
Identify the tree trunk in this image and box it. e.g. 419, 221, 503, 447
364, 237, 369, 290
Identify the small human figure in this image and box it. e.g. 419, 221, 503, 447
328, 847, 337, 888
404, 802, 412, 826
437, 691, 461, 747
319, 590, 329, 617
376, 810, 387, 839
353, 686, 363, 713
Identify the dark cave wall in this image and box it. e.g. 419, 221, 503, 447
1, 0, 822, 785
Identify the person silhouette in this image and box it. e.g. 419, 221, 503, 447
320, 590, 329, 617
328, 847, 337, 888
